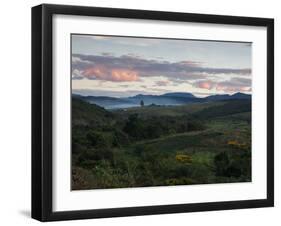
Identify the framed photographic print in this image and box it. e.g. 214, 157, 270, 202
32, 4, 274, 221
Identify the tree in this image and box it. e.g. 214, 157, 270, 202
123, 114, 144, 139
86, 131, 109, 148
140, 100, 144, 107
214, 151, 229, 176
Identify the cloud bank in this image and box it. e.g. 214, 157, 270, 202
72, 53, 251, 94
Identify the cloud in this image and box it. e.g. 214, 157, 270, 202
220, 77, 251, 87
155, 80, 170, 86
83, 65, 139, 82
101, 52, 113, 56
73, 89, 155, 98
193, 77, 251, 93
216, 77, 251, 92
72, 69, 84, 80
193, 80, 216, 90
178, 60, 202, 67
72, 54, 251, 83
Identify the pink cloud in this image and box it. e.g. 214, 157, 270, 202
195, 81, 215, 90
194, 79, 251, 93
111, 69, 139, 82
82, 65, 139, 82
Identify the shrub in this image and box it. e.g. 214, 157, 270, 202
214, 151, 230, 176
77, 148, 114, 168
214, 150, 251, 179
112, 129, 130, 147
86, 131, 109, 148
175, 154, 192, 164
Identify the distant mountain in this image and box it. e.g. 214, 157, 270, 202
161, 92, 195, 98
72, 92, 251, 109
126, 93, 199, 107
75, 95, 137, 109
231, 92, 251, 99
205, 92, 251, 101
204, 94, 231, 101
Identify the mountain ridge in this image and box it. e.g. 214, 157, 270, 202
73, 92, 251, 109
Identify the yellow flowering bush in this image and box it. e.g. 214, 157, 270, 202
227, 140, 248, 149
175, 154, 192, 164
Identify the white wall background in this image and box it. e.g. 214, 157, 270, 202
0, 0, 279, 225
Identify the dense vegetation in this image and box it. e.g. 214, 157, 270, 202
72, 97, 251, 190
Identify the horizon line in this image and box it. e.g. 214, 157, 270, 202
72, 91, 251, 99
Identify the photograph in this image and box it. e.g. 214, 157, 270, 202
71, 34, 252, 190
30, 3, 274, 221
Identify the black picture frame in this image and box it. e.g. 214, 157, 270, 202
32, 4, 274, 222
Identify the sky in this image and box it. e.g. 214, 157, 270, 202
72, 34, 252, 97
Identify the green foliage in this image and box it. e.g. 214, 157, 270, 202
112, 129, 130, 147
71, 97, 252, 190
86, 131, 109, 148
214, 150, 251, 179
77, 148, 114, 169
123, 114, 145, 140
214, 151, 230, 176
122, 113, 206, 141
193, 100, 251, 119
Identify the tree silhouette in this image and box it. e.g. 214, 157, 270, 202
140, 100, 144, 107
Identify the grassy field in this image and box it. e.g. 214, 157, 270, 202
72, 98, 251, 190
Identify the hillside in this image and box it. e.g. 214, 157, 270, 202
192, 99, 252, 119
72, 98, 114, 127
72, 97, 252, 190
